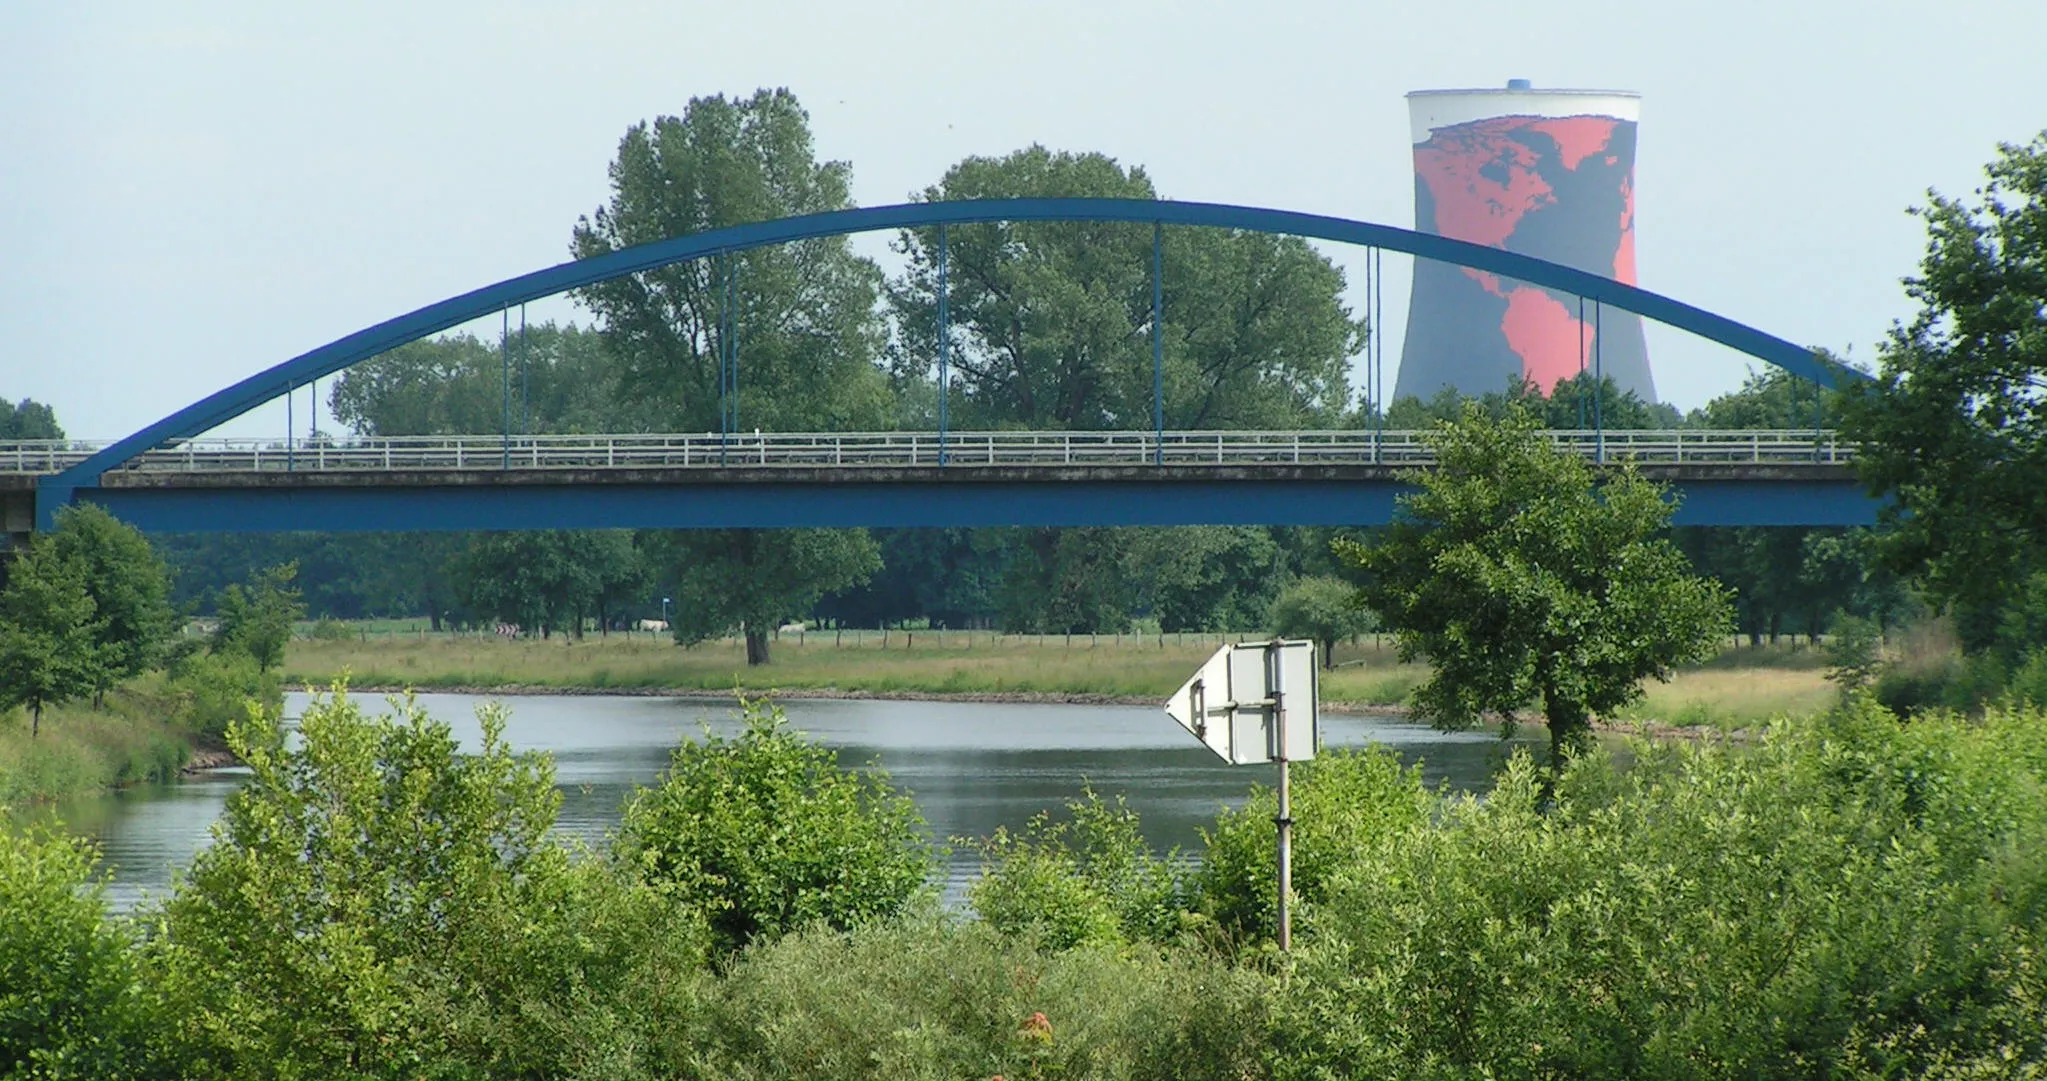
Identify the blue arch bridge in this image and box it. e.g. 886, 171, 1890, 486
5, 198, 1876, 542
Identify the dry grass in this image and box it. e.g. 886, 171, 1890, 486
286, 631, 1829, 728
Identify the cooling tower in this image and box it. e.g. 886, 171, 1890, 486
1394, 80, 1655, 403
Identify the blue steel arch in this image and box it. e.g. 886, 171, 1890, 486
49, 196, 1852, 497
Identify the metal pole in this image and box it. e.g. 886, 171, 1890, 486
938, 224, 950, 466
1270, 640, 1292, 952
1152, 221, 1164, 465
1577, 296, 1587, 429
1367, 250, 1383, 436
1593, 301, 1605, 463
1373, 247, 1385, 463
519, 303, 529, 438
286, 380, 294, 472
718, 254, 730, 465
502, 308, 511, 468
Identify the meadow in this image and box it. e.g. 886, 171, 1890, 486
284, 628, 1835, 728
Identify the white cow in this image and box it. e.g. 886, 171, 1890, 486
636, 619, 670, 633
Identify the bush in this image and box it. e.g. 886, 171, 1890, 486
0, 828, 153, 1078
616, 697, 934, 953
965, 789, 1185, 948
1270, 700, 2047, 1079
306, 617, 354, 641
702, 916, 1273, 1081
165, 649, 279, 739
150, 685, 708, 1078
1193, 746, 1433, 943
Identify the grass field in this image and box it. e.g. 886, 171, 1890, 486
284, 629, 1834, 729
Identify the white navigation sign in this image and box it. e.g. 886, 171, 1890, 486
1164, 639, 1318, 765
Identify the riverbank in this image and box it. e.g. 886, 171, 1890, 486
0, 677, 194, 805
285, 631, 1835, 731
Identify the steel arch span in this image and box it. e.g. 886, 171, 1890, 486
38, 196, 1859, 528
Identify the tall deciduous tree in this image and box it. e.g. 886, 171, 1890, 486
1343, 405, 1732, 762
1269, 575, 1375, 669
330, 324, 617, 437
45, 505, 172, 704
0, 397, 64, 440
212, 564, 305, 673
570, 89, 890, 664
645, 529, 878, 664
1839, 133, 2047, 653
454, 531, 643, 639
888, 146, 1363, 430
0, 542, 104, 735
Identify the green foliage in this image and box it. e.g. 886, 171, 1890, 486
965, 789, 1185, 949
1381, 372, 1681, 431
1193, 747, 1433, 944
0, 540, 105, 736
209, 563, 304, 673
648, 528, 879, 664
150, 686, 708, 1078
330, 323, 616, 437
0, 828, 152, 1078
165, 649, 279, 740
616, 698, 932, 952
572, 88, 890, 433
0, 398, 63, 440
1839, 132, 2047, 654
1141, 527, 1286, 633
996, 527, 1135, 634
1825, 610, 1886, 695
1271, 702, 2047, 1079
454, 530, 644, 639
1344, 404, 1733, 760
1268, 574, 1374, 668
43, 506, 172, 697
703, 916, 1273, 1081
889, 145, 1362, 431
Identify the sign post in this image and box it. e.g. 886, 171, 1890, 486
1164, 639, 1317, 950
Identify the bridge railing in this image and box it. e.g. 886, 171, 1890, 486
0, 429, 1853, 475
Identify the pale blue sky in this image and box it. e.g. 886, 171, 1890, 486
4, 0, 2044, 439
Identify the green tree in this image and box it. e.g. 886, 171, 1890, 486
1268, 575, 1374, 668
572, 89, 892, 664
888, 145, 1362, 431
647, 528, 878, 663
0, 397, 64, 440
0, 828, 154, 1078
45, 504, 173, 704
454, 530, 643, 638
1343, 406, 1733, 761
152, 687, 707, 1077
616, 698, 932, 953
330, 323, 617, 437
211, 564, 304, 673
995, 527, 1135, 634
0, 541, 104, 736
1839, 133, 2047, 653
1142, 527, 1288, 633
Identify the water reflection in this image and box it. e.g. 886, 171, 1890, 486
38, 692, 1537, 911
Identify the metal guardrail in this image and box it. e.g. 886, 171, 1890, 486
0, 429, 1854, 475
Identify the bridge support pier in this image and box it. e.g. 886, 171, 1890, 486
2, 486, 34, 552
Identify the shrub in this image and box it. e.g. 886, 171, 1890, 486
1270, 700, 2047, 1079
616, 697, 933, 953
306, 617, 354, 641
702, 916, 1273, 1081
0, 827, 153, 1078
165, 649, 279, 739
1193, 746, 1433, 943
965, 788, 1185, 948
151, 685, 707, 1078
